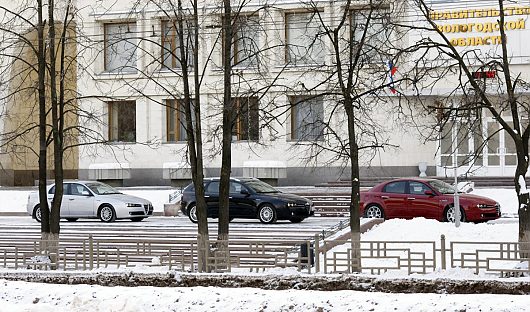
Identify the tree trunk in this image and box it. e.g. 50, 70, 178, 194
37, 0, 50, 235
515, 152, 530, 258
346, 99, 361, 272
216, 0, 233, 270
176, 0, 210, 272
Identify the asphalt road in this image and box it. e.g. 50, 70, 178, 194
0, 215, 351, 241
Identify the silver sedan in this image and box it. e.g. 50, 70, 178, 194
26, 181, 154, 222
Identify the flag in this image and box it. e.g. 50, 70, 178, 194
388, 60, 397, 94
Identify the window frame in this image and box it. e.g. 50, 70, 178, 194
161, 19, 194, 70
284, 10, 325, 66
103, 22, 138, 73
348, 8, 391, 62
289, 95, 325, 141
108, 100, 137, 143
166, 99, 196, 142
232, 14, 260, 68
232, 97, 259, 142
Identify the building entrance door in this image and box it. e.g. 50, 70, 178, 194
485, 120, 516, 176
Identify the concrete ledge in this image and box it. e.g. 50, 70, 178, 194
321, 218, 384, 253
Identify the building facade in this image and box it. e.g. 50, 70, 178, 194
2, 0, 530, 186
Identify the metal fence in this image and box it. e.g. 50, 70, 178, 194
1, 235, 529, 277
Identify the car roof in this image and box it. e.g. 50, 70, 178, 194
382, 178, 441, 183
203, 177, 259, 182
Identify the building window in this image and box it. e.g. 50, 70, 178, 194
285, 12, 325, 65
108, 101, 136, 142
167, 99, 194, 142
233, 14, 260, 68
104, 22, 137, 72
290, 96, 324, 141
440, 117, 483, 167
161, 20, 194, 69
232, 97, 259, 141
350, 10, 389, 61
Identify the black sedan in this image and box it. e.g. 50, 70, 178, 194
180, 177, 314, 223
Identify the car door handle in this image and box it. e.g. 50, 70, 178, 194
381, 196, 389, 199
229, 197, 233, 199
204, 195, 210, 198
68, 198, 75, 201
407, 197, 416, 200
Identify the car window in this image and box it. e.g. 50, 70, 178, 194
229, 182, 247, 194
48, 185, 55, 194
85, 182, 121, 195
383, 181, 406, 194
206, 181, 220, 194
428, 180, 455, 194
409, 181, 432, 195
244, 180, 279, 193
70, 184, 91, 196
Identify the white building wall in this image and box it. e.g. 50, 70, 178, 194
74, 0, 456, 185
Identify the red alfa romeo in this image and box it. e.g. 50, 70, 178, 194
360, 178, 501, 222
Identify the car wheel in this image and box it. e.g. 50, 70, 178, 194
364, 204, 385, 219
130, 217, 144, 222
289, 217, 304, 223
33, 205, 42, 223
99, 205, 116, 222
444, 205, 466, 223
258, 204, 277, 224
66, 218, 78, 222
188, 204, 198, 223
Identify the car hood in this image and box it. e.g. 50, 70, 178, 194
454, 193, 497, 204
101, 193, 152, 204
258, 192, 311, 204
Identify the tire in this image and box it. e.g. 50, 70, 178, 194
66, 218, 78, 222
188, 204, 198, 223
258, 204, 277, 224
99, 205, 116, 222
444, 205, 466, 223
33, 205, 42, 223
289, 217, 304, 223
364, 204, 385, 219
130, 217, 144, 222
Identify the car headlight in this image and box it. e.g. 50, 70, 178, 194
476, 204, 488, 208
287, 202, 296, 207
126, 203, 142, 207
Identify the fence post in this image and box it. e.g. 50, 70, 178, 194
441, 234, 446, 270
314, 234, 320, 274
89, 234, 94, 270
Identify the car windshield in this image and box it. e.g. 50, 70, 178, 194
428, 180, 455, 194
244, 180, 279, 193
85, 182, 122, 195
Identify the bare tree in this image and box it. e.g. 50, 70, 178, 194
405, 0, 530, 254
286, 0, 407, 271
1, 1, 92, 262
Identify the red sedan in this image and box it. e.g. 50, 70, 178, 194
360, 178, 501, 222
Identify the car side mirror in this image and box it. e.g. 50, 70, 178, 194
424, 190, 435, 196
240, 189, 250, 196
81, 191, 91, 196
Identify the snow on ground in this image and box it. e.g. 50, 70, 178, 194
1, 278, 530, 312
0, 186, 528, 311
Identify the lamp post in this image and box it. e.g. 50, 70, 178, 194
453, 164, 461, 228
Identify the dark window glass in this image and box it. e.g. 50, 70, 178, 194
109, 101, 136, 142
232, 97, 259, 141
383, 181, 406, 194
206, 181, 220, 194
408, 182, 432, 195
